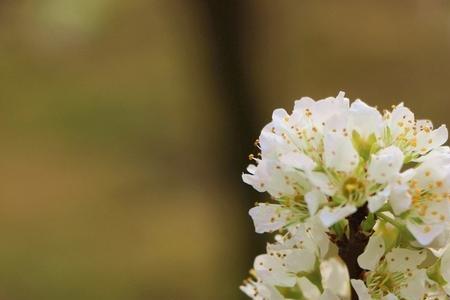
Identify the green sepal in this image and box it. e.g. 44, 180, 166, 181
352, 131, 379, 161
374, 219, 400, 251
331, 219, 347, 240
304, 259, 323, 293
362, 212, 376, 232
276, 285, 304, 299
427, 260, 448, 286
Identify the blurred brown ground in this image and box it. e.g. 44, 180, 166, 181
0, 1, 449, 300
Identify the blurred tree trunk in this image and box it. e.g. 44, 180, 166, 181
193, 0, 265, 288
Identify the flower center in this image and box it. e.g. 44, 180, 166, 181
366, 267, 406, 298
342, 177, 366, 202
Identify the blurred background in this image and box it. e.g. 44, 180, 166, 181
0, 1, 449, 299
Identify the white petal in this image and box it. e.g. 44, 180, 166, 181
357, 235, 385, 271
399, 269, 427, 300
294, 97, 316, 113
315, 91, 350, 124
367, 146, 404, 184
398, 168, 416, 183
349, 99, 383, 138
249, 204, 290, 234
283, 249, 316, 273
385, 248, 427, 273
307, 218, 331, 257
414, 146, 450, 163
368, 188, 390, 213
323, 112, 349, 134
280, 151, 316, 171
429, 124, 448, 148
426, 228, 450, 257
240, 282, 260, 300
416, 119, 433, 132
389, 104, 415, 139
406, 222, 445, 246
298, 277, 321, 300
242, 174, 265, 193
323, 133, 359, 173
350, 279, 373, 300
254, 254, 296, 287
319, 205, 357, 227
246, 159, 298, 197
319, 289, 340, 300
389, 184, 412, 215
414, 150, 450, 186
305, 190, 327, 216
415, 125, 448, 154
308, 171, 337, 196
240, 281, 284, 300
320, 258, 350, 298
382, 294, 398, 300
259, 130, 285, 158
272, 108, 290, 123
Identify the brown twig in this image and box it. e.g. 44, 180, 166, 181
337, 205, 369, 300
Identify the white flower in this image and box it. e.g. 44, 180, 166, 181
404, 150, 450, 246
383, 103, 448, 156
350, 279, 398, 300
242, 218, 343, 299
244, 93, 448, 230
354, 245, 428, 300
241, 92, 450, 300
366, 147, 450, 246
253, 220, 330, 288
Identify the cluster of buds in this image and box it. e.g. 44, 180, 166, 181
241, 92, 450, 300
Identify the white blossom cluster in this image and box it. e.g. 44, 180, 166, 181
241, 92, 450, 300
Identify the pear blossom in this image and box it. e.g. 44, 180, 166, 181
368, 148, 450, 246
254, 219, 330, 287
405, 149, 450, 246
354, 238, 429, 300
243, 92, 449, 231
241, 92, 450, 300
383, 103, 448, 158
241, 219, 346, 299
